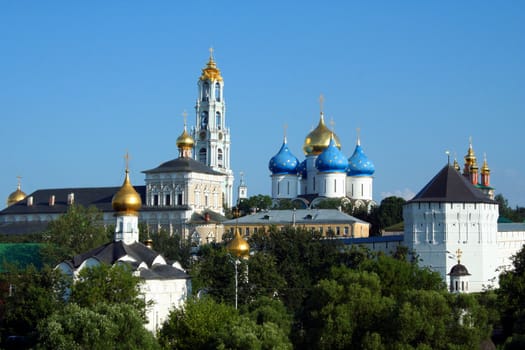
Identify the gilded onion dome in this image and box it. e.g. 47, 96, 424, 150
463, 139, 477, 173
227, 229, 250, 258
269, 137, 299, 175
176, 128, 195, 151
112, 169, 142, 215
7, 181, 26, 207
347, 137, 375, 176
200, 50, 223, 82
453, 158, 461, 172
303, 113, 341, 156
315, 136, 348, 173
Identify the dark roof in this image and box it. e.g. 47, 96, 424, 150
0, 186, 146, 215
0, 221, 49, 235
65, 240, 190, 280
448, 263, 471, 276
188, 210, 227, 224
408, 165, 495, 204
143, 157, 224, 176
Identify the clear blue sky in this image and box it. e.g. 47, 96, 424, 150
1, 1, 524, 208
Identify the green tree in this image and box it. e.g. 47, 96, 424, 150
139, 228, 192, 268
40, 205, 111, 265
36, 303, 159, 350
0, 265, 68, 345
237, 195, 272, 215
70, 263, 146, 317
376, 196, 405, 231
158, 297, 291, 350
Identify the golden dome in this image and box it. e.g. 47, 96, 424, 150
7, 182, 26, 207
176, 128, 195, 150
227, 229, 250, 258
200, 50, 223, 82
112, 169, 142, 215
464, 139, 477, 168
303, 113, 341, 155
453, 158, 461, 172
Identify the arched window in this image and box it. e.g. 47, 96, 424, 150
199, 148, 207, 164
215, 82, 221, 101
216, 112, 221, 130
218, 149, 223, 167
203, 82, 209, 101
200, 111, 208, 129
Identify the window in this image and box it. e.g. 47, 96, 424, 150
344, 226, 349, 236
203, 82, 209, 101
287, 181, 290, 195
205, 194, 209, 207
334, 179, 337, 192
153, 194, 159, 206
215, 82, 221, 101
177, 193, 183, 206
218, 149, 223, 167
216, 112, 221, 129
245, 227, 249, 236
200, 111, 208, 129
199, 148, 207, 163
165, 194, 171, 206
336, 227, 340, 236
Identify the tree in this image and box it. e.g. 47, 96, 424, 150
70, 263, 146, 317
139, 227, 192, 268
376, 196, 405, 231
40, 205, 111, 265
237, 195, 272, 215
36, 303, 159, 350
0, 265, 68, 345
158, 297, 291, 350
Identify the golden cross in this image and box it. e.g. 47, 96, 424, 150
456, 248, 463, 263
182, 110, 188, 128
209, 47, 214, 60
16, 175, 22, 186
124, 151, 130, 171
319, 94, 324, 114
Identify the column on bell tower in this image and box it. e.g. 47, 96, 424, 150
193, 48, 234, 208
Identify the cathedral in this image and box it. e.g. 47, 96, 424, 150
268, 101, 376, 210
0, 51, 235, 244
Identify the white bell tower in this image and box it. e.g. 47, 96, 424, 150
194, 48, 234, 208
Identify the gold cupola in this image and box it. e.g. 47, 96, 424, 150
481, 154, 490, 175
303, 113, 341, 156
463, 137, 477, 175
200, 48, 223, 82
112, 168, 142, 216
176, 111, 195, 158
7, 177, 26, 207
227, 228, 250, 259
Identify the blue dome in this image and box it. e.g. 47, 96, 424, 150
298, 160, 307, 179
348, 143, 375, 176
315, 137, 349, 173
269, 138, 299, 175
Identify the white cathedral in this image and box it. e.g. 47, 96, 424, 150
268, 105, 376, 210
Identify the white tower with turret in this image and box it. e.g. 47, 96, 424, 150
193, 49, 234, 208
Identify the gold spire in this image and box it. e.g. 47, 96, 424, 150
227, 228, 250, 258
112, 154, 142, 216
303, 109, 341, 155
463, 137, 477, 174
453, 157, 461, 172
319, 94, 324, 115
481, 153, 490, 175
200, 47, 223, 82
7, 176, 27, 207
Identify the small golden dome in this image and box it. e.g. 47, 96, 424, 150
464, 139, 477, 167
176, 128, 195, 150
453, 158, 461, 172
7, 182, 26, 207
303, 113, 341, 155
112, 169, 142, 215
200, 50, 223, 82
227, 229, 250, 258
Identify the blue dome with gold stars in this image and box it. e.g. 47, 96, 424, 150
298, 160, 307, 179
269, 138, 299, 175
347, 141, 375, 176
315, 136, 348, 173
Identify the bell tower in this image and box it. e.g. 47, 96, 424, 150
194, 48, 234, 208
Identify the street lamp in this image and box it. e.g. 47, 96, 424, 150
226, 228, 250, 309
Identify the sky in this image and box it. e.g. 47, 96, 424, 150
1, 1, 524, 208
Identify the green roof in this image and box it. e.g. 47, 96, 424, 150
0, 243, 43, 272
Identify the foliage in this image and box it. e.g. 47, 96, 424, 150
158, 297, 291, 350
40, 205, 111, 265
36, 302, 159, 350
0, 264, 68, 344
237, 194, 272, 215
139, 228, 192, 268
242, 296, 293, 337
311, 198, 343, 209
70, 263, 146, 317
495, 194, 525, 222
498, 244, 525, 341
376, 196, 406, 232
